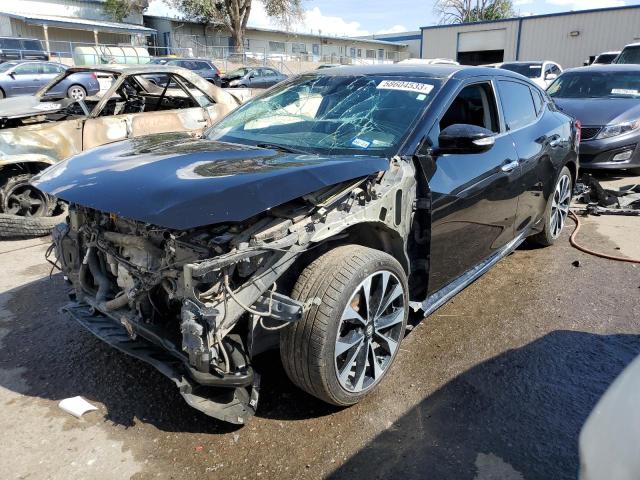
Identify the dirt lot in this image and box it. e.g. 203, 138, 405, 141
1, 173, 639, 480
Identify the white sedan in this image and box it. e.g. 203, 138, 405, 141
498, 61, 563, 89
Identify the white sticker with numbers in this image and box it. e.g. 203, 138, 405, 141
377, 80, 434, 94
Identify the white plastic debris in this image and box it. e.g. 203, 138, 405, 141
58, 396, 98, 418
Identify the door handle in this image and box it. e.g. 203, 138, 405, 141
501, 159, 519, 173
549, 134, 563, 148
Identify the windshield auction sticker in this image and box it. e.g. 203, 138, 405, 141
377, 80, 434, 94
611, 89, 639, 95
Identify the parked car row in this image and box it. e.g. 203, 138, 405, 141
0, 59, 287, 100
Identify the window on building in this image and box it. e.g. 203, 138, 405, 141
291, 43, 307, 54
269, 41, 286, 53
366, 49, 376, 59
378, 49, 385, 59
312, 44, 320, 55
350, 47, 356, 58
498, 80, 538, 131
357, 49, 362, 57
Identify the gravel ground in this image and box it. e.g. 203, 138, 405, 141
0, 174, 638, 480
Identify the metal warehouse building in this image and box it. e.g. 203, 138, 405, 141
420, 5, 640, 68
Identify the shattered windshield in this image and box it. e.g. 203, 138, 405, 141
208, 74, 440, 155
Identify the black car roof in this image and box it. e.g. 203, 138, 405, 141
565, 64, 640, 73
313, 64, 526, 81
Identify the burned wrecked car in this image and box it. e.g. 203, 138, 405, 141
0, 65, 240, 236
35, 65, 579, 424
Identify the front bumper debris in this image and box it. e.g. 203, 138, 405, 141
63, 303, 260, 425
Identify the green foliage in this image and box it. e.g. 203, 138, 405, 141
103, 0, 149, 22
169, 0, 303, 48
435, 0, 515, 24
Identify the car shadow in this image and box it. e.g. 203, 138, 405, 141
3, 274, 639, 458
0, 273, 338, 433
327, 330, 640, 480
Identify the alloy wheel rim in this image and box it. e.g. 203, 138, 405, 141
334, 270, 405, 393
5, 184, 47, 217
69, 87, 85, 100
550, 174, 571, 239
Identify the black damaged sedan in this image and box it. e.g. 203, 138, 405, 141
34, 65, 579, 424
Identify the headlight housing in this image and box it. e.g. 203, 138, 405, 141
228, 79, 240, 87
597, 119, 640, 139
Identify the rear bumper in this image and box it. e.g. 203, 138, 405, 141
63, 302, 259, 424
579, 134, 640, 170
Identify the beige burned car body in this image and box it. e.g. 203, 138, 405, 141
0, 65, 240, 232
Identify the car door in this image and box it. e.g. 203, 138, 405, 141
9, 63, 44, 95
247, 69, 263, 88
82, 72, 212, 150
261, 68, 280, 87
498, 80, 568, 235
421, 80, 521, 294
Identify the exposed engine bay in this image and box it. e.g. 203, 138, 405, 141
49, 159, 420, 424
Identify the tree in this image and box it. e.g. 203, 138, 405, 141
169, 0, 304, 51
103, 0, 149, 22
434, 0, 515, 24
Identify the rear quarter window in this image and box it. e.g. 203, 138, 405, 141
498, 80, 538, 130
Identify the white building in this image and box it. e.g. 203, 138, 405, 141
419, 5, 640, 68
144, 15, 410, 65
0, 0, 155, 57
357, 31, 422, 59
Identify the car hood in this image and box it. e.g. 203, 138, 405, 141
0, 96, 72, 120
552, 97, 640, 126
33, 133, 389, 230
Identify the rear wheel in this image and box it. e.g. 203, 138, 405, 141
280, 245, 408, 406
67, 85, 87, 101
530, 166, 572, 246
0, 88, 5, 99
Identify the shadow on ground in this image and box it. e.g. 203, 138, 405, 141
0, 274, 336, 435
328, 330, 640, 480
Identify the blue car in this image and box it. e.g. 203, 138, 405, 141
0, 61, 100, 100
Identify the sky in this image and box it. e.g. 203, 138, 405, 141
146, 0, 640, 37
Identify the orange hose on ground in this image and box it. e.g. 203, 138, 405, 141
568, 210, 640, 264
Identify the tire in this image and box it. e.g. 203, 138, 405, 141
67, 84, 87, 101
0, 210, 67, 239
1, 174, 54, 217
530, 166, 573, 247
0, 88, 4, 99
280, 245, 409, 406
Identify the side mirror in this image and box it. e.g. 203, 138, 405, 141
437, 124, 496, 155
8, 72, 15, 79
545, 73, 558, 81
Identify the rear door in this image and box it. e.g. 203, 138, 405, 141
423, 80, 521, 294
498, 79, 568, 235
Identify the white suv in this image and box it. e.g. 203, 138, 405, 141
498, 61, 563, 89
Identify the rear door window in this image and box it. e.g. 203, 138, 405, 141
497, 80, 537, 130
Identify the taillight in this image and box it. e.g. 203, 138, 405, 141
91, 72, 97, 80
575, 120, 582, 144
